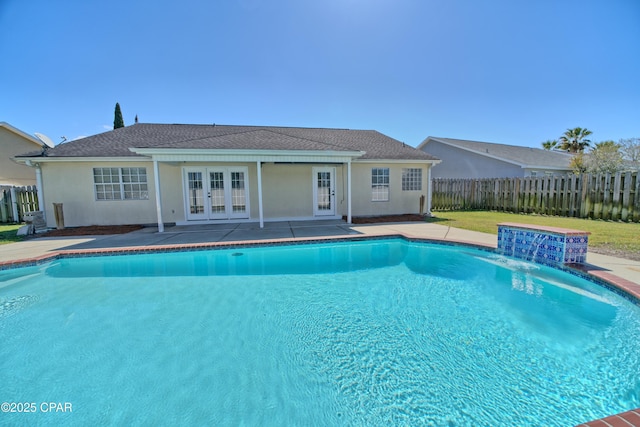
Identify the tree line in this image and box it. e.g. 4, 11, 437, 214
541, 127, 639, 174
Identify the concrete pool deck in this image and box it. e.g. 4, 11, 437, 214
0, 219, 639, 426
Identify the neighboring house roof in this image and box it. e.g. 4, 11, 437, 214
418, 136, 574, 170
19, 123, 438, 162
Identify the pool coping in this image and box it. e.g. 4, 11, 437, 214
1, 231, 639, 426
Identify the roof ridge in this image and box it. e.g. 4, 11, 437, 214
140, 122, 358, 132
434, 136, 572, 153
266, 128, 364, 151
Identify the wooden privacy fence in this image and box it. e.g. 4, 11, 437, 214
431, 171, 640, 222
0, 185, 39, 223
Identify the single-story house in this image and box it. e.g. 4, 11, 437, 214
1, 122, 49, 186
15, 123, 440, 231
418, 137, 575, 179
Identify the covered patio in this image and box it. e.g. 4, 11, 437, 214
131, 142, 364, 233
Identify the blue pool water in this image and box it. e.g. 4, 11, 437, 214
1, 238, 639, 426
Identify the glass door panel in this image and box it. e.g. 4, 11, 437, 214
313, 167, 335, 216
187, 171, 206, 219
230, 171, 247, 216
209, 170, 226, 217
317, 172, 331, 211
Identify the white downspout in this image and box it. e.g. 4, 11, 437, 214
35, 165, 45, 219
23, 160, 47, 224
347, 160, 352, 224
257, 161, 264, 228
153, 159, 164, 232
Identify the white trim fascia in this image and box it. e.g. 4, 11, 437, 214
353, 159, 441, 165
14, 156, 150, 164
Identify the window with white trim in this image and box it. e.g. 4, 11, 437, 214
371, 168, 389, 201
402, 168, 422, 191
93, 167, 148, 200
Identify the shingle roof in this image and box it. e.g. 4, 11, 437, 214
29, 124, 438, 161
420, 137, 574, 169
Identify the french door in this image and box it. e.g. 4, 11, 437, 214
313, 167, 336, 216
184, 167, 249, 220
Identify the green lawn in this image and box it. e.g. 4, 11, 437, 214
0, 224, 24, 245
427, 211, 640, 258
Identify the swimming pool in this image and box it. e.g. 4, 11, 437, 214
1, 238, 639, 426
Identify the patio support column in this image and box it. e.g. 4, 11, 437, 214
256, 161, 264, 228
347, 160, 352, 223
426, 164, 432, 216
153, 159, 164, 232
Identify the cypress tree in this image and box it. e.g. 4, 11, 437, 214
114, 103, 125, 129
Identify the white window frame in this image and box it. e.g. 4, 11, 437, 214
93, 167, 149, 201
371, 168, 389, 202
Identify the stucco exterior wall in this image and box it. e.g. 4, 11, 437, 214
423, 141, 523, 178
262, 164, 313, 218
1, 127, 41, 186
351, 163, 428, 216
39, 160, 432, 227
156, 162, 185, 224
40, 161, 158, 227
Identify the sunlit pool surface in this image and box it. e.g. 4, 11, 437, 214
1, 238, 639, 426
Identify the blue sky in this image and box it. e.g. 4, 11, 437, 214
1, 0, 639, 148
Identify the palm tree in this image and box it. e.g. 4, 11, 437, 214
541, 139, 559, 150
559, 127, 592, 153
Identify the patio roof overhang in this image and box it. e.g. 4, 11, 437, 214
128, 147, 364, 233
128, 148, 366, 163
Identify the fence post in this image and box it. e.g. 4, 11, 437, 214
567, 175, 575, 217
633, 172, 640, 222
10, 187, 20, 222
611, 172, 622, 221
621, 171, 631, 221
0, 188, 8, 222
513, 178, 520, 213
